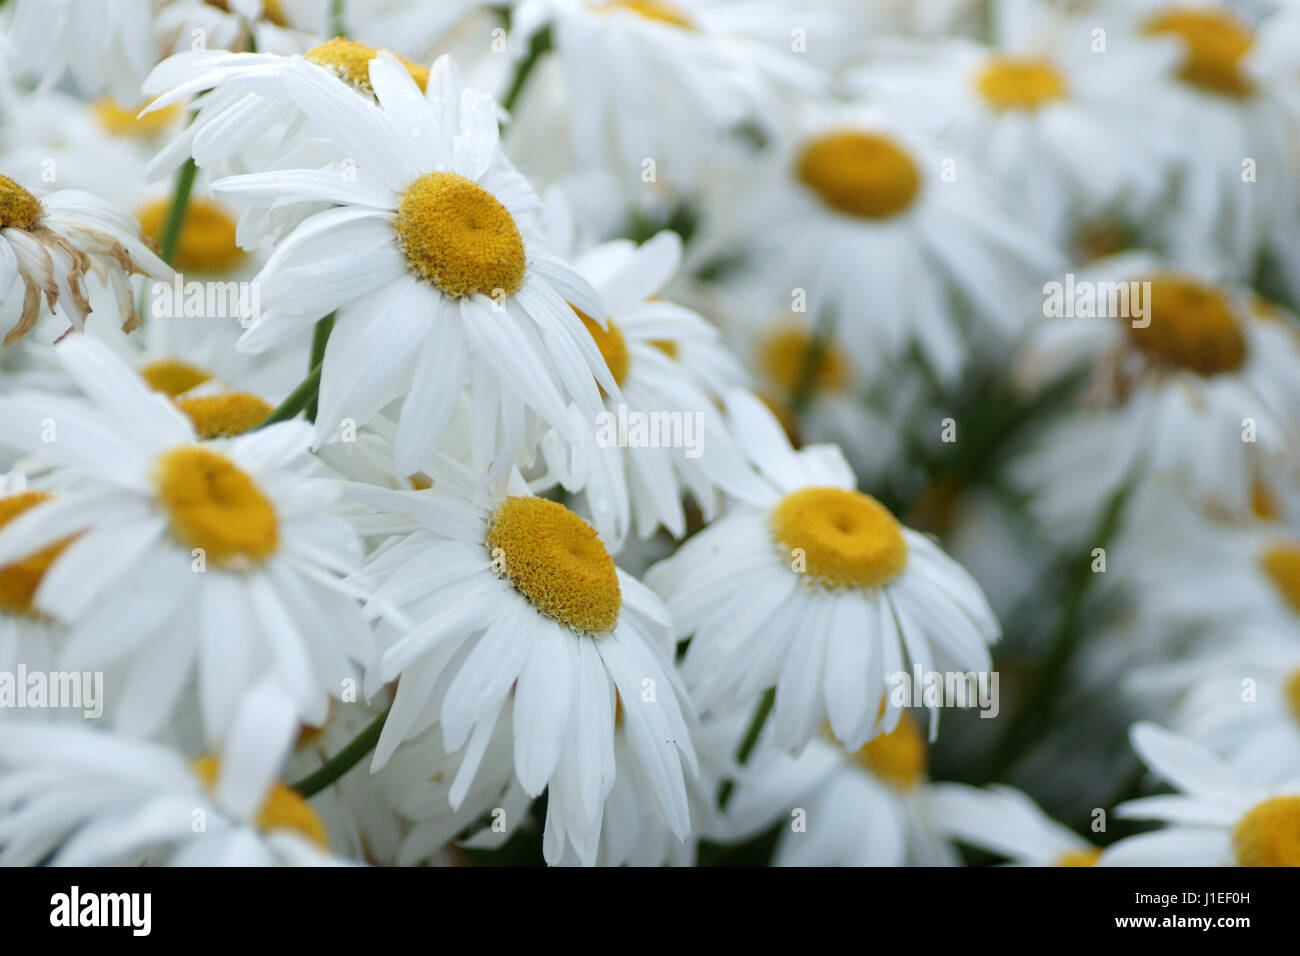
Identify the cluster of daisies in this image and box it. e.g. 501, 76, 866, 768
1, 0, 1299, 868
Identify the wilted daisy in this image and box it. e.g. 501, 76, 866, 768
718, 106, 1060, 384
1015, 253, 1300, 526
211, 54, 615, 476
645, 389, 999, 751
0, 173, 171, 345
0, 336, 372, 741
927, 782, 1106, 866
531, 229, 766, 550
846, 0, 1180, 245
0, 682, 345, 866
724, 715, 957, 865
349, 472, 699, 866
1109, 721, 1300, 866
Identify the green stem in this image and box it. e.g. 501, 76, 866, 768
984, 474, 1137, 780
159, 159, 198, 267
258, 363, 322, 428
789, 307, 837, 417
304, 313, 335, 422
501, 26, 551, 116
717, 686, 776, 809
291, 703, 392, 798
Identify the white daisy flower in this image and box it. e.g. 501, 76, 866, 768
0, 470, 66, 703
348, 470, 699, 867
927, 782, 1106, 866
1128, 639, 1300, 784
508, 0, 826, 190
210, 54, 617, 477
711, 106, 1061, 384
139, 35, 436, 187
6, 0, 157, 101
155, 0, 331, 58
531, 229, 766, 550
1109, 721, 1300, 866
845, 0, 1181, 245
1015, 253, 1300, 529
0, 172, 171, 345
343, 0, 487, 64
645, 389, 1000, 752
723, 715, 958, 866
0, 682, 347, 865
0, 335, 373, 742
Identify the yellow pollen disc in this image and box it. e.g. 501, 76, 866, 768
574, 306, 630, 391
192, 756, 328, 848
1251, 479, 1280, 522
485, 496, 621, 636
651, 339, 678, 359
394, 172, 527, 299
1127, 275, 1246, 376
154, 446, 278, 567
176, 392, 274, 439
1284, 669, 1300, 727
304, 37, 429, 97
0, 174, 41, 230
759, 324, 850, 394
795, 131, 922, 221
1262, 545, 1300, 616
93, 97, 185, 138
975, 55, 1068, 111
140, 359, 214, 398
1055, 848, 1102, 867
0, 493, 74, 618
1146, 8, 1255, 98
1233, 795, 1300, 866
602, 0, 693, 29
136, 197, 247, 275
771, 487, 908, 590
850, 712, 926, 789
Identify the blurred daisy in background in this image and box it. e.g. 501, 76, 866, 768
846, 0, 1181, 247
927, 782, 1107, 865
5, 0, 157, 101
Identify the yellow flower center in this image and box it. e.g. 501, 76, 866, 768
393, 172, 527, 299
485, 496, 621, 636
0, 492, 75, 618
976, 55, 1068, 111
136, 197, 247, 275
1127, 275, 1246, 376
574, 306, 629, 391
140, 359, 213, 398
771, 487, 908, 590
1233, 796, 1300, 866
795, 131, 922, 221
1146, 8, 1255, 98
1283, 669, 1300, 728
850, 712, 926, 789
154, 447, 278, 568
93, 97, 185, 138
1055, 848, 1102, 867
304, 37, 429, 97
602, 0, 693, 29
176, 392, 274, 439
1259, 545, 1300, 615
759, 324, 851, 395
191, 756, 328, 848
0, 174, 41, 230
